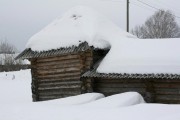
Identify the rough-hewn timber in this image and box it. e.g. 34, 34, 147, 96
30, 50, 93, 101
83, 77, 180, 104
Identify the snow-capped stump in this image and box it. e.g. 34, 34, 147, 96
16, 6, 180, 104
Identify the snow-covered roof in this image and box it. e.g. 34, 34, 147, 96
97, 38, 180, 74
24, 6, 180, 75
26, 6, 135, 51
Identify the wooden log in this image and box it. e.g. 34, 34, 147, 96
36, 59, 80, 67
94, 78, 145, 83
38, 85, 81, 90
94, 87, 146, 93
154, 83, 180, 88
94, 83, 146, 88
39, 81, 82, 86
154, 88, 180, 95
37, 54, 80, 63
38, 76, 81, 82
37, 71, 81, 79
37, 67, 80, 75
36, 63, 81, 70
39, 91, 81, 96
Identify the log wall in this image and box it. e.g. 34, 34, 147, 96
30, 50, 93, 101
92, 78, 180, 104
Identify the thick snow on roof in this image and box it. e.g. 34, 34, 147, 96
26, 6, 180, 74
26, 6, 135, 51
97, 38, 180, 74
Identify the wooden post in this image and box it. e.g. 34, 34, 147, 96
127, 0, 129, 32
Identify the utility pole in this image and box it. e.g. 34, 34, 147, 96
127, 0, 129, 32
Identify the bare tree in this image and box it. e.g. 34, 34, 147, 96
131, 10, 180, 38
0, 40, 17, 54
0, 40, 22, 65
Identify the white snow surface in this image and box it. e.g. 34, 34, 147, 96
26, 6, 135, 51
1, 70, 180, 120
97, 38, 180, 74
81, 92, 145, 108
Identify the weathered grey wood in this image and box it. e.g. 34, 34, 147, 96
37, 54, 80, 63
36, 59, 81, 67
37, 67, 80, 75
37, 72, 81, 79
38, 76, 81, 82
36, 63, 81, 70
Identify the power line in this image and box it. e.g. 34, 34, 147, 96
135, 0, 180, 19
130, 1, 155, 12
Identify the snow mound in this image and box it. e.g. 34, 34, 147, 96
26, 6, 135, 51
82, 92, 145, 108
39, 93, 104, 106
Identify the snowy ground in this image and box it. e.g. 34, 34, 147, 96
0, 69, 180, 120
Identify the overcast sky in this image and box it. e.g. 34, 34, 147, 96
0, 0, 180, 51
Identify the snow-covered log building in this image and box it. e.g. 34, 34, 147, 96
16, 6, 180, 103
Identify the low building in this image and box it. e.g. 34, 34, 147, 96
16, 6, 180, 103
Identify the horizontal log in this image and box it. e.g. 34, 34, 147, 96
36, 63, 82, 70
36, 59, 81, 67
94, 88, 146, 93
37, 67, 80, 75
39, 81, 82, 86
39, 91, 81, 96
37, 54, 80, 63
154, 88, 180, 95
154, 83, 180, 88
155, 95, 180, 101
38, 76, 81, 82
39, 94, 82, 101
37, 72, 81, 79
38, 83, 82, 89
154, 79, 180, 83
155, 99, 180, 104
38, 85, 81, 90
94, 83, 146, 88
38, 86, 81, 91
94, 79, 145, 83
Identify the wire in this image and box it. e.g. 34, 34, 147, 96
100, 0, 125, 2
135, 0, 180, 19
130, 1, 155, 13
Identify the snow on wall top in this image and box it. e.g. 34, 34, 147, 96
97, 38, 180, 74
26, 6, 135, 51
